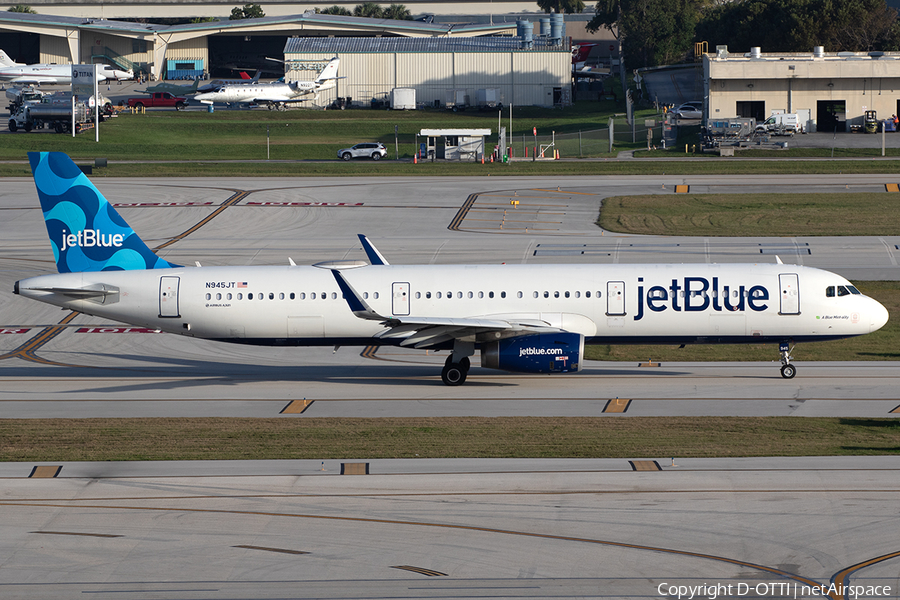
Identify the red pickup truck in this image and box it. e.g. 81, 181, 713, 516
127, 92, 188, 111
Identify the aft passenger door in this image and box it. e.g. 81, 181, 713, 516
606, 281, 625, 316
778, 273, 800, 315
159, 276, 180, 318
392, 282, 410, 316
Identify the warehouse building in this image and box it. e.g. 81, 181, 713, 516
704, 46, 900, 133
284, 36, 571, 108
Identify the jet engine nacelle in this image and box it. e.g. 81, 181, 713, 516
481, 332, 584, 373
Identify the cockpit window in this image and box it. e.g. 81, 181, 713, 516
826, 286, 835, 297
847, 285, 861, 295
837, 286, 851, 296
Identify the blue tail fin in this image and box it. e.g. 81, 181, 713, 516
28, 152, 179, 273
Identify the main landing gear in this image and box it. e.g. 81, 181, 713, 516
779, 341, 796, 379
441, 340, 474, 386
441, 355, 470, 386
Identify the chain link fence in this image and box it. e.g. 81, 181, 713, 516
505, 116, 670, 158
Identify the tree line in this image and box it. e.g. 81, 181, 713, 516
229, 2, 413, 20
549, 0, 900, 70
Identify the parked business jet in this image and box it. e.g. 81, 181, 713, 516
193, 57, 340, 109
14, 152, 889, 385
0, 50, 133, 84
196, 70, 261, 94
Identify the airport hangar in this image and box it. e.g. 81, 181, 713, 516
703, 45, 900, 133
0, 11, 571, 107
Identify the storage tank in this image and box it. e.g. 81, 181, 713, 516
391, 87, 416, 110
517, 20, 533, 48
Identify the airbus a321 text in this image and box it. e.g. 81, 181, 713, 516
14, 152, 889, 385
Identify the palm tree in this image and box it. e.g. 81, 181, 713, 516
7, 4, 37, 12
319, 5, 352, 15
382, 3, 412, 19
353, 2, 383, 18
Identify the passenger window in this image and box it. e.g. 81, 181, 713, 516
237, 293, 243, 300
415, 292, 420, 299
205, 293, 211, 300
489, 291, 494, 298
227, 293, 232, 300
216, 293, 222, 300
575, 291, 581, 298
331, 292, 337, 299
447, 291, 452, 298
290, 293, 295, 300
374, 292, 379, 299
437, 291, 442, 299
533, 291, 538, 298
248, 293, 254, 300
426, 291, 432, 299
586, 291, 591, 298
279, 293, 284, 300
321, 292, 327, 300
565, 291, 570, 298
300, 292, 306, 299
597, 291, 602, 298
311, 292, 316, 299
501, 291, 506, 298
468, 291, 473, 299
269, 293, 274, 300
457, 291, 462, 299
544, 291, 549, 298
478, 291, 483, 299
554, 291, 559, 298
517, 291, 522, 298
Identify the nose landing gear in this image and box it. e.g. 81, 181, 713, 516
779, 341, 796, 379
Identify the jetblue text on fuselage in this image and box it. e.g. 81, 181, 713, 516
634, 276, 770, 321
60, 229, 124, 252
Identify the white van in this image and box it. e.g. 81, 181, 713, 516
756, 113, 800, 135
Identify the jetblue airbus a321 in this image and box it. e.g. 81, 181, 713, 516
14, 152, 889, 385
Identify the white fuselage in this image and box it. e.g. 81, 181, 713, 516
194, 80, 332, 105
15, 263, 888, 348
0, 63, 132, 84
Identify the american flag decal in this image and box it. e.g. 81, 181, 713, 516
237, 282, 248, 288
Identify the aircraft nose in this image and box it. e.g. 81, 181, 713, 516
870, 298, 890, 333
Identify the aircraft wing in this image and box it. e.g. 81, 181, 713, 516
253, 94, 312, 103
331, 270, 560, 348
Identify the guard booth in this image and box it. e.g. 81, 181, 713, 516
418, 129, 491, 161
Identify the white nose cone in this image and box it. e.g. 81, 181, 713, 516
870, 298, 890, 333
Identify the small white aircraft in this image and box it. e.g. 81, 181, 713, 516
0, 50, 133, 84
195, 70, 262, 94
194, 57, 340, 110
14, 152, 890, 385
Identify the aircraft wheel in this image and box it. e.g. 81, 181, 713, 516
278, 104, 287, 112
780, 364, 796, 379
267, 104, 275, 111
459, 356, 470, 372
441, 363, 467, 386
341, 152, 352, 161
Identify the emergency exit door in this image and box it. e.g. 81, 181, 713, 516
392, 282, 410, 316
159, 276, 180, 318
778, 273, 800, 315
607, 281, 625, 315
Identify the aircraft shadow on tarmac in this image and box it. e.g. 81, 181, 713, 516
0, 351, 694, 392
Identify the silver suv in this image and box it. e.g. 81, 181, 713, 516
338, 142, 387, 161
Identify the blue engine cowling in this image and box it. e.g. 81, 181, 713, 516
480, 332, 584, 373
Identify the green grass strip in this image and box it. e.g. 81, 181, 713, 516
598, 193, 900, 237
1, 417, 898, 461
